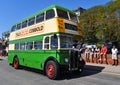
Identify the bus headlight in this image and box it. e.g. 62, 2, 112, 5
79, 57, 83, 61
64, 58, 69, 63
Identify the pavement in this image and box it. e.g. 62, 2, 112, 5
0, 56, 7, 60
85, 63, 120, 74
0, 56, 120, 75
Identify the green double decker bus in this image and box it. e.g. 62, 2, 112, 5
8, 5, 85, 79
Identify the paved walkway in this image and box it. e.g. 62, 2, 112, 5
0, 56, 7, 60
0, 56, 120, 74
85, 63, 120, 74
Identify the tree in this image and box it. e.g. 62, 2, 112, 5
79, 0, 120, 44
79, 6, 106, 43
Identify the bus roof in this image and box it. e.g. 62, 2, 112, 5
13, 5, 75, 26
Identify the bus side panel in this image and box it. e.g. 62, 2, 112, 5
30, 50, 60, 70
58, 50, 69, 65
8, 50, 14, 64
8, 50, 25, 66
8, 50, 60, 70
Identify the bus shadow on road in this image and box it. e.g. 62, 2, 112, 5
59, 65, 105, 80
18, 65, 105, 80
21, 66, 44, 74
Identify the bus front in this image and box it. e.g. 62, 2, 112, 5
55, 6, 85, 73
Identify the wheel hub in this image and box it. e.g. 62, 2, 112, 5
47, 64, 55, 77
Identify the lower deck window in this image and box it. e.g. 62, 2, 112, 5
34, 41, 42, 49
26, 42, 33, 50
60, 35, 73, 48
20, 43, 26, 50
15, 44, 19, 50
51, 36, 58, 49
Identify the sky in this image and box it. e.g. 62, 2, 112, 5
0, 0, 112, 38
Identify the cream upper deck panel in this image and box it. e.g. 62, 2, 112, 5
9, 18, 80, 41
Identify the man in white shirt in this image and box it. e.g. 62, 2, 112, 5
111, 46, 118, 66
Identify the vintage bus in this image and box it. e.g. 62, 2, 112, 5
8, 5, 85, 79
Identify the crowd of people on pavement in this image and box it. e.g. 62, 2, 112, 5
0, 38, 8, 57
84, 44, 119, 66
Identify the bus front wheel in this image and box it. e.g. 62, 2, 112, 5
45, 60, 59, 79
13, 57, 19, 69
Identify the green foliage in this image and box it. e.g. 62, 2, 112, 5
80, 0, 120, 43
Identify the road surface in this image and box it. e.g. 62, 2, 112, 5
0, 59, 120, 85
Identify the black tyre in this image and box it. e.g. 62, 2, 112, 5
13, 57, 19, 69
45, 60, 59, 79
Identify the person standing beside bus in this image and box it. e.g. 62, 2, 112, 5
100, 44, 108, 64
85, 47, 90, 62
111, 46, 118, 66
94, 46, 100, 63
90, 46, 95, 63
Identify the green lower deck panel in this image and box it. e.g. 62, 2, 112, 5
8, 50, 70, 70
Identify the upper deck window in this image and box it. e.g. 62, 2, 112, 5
22, 20, 27, 28
17, 23, 21, 30
65, 23, 78, 31
28, 17, 35, 26
36, 13, 44, 23
11, 25, 17, 32
70, 13, 78, 22
46, 9, 55, 20
57, 9, 69, 19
